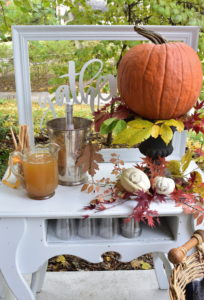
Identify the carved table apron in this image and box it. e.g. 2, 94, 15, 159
0, 163, 194, 300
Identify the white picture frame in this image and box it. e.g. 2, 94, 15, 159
12, 25, 200, 148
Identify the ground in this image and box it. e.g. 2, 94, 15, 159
48, 253, 153, 272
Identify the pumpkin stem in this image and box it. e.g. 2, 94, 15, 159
134, 26, 167, 45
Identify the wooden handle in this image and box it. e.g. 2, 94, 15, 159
168, 230, 204, 265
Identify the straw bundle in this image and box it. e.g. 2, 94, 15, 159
10, 125, 30, 152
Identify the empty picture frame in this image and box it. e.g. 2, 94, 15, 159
12, 25, 200, 145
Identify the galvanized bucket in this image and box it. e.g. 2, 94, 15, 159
47, 117, 92, 186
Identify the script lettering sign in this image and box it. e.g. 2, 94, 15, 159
37, 59, 117, 128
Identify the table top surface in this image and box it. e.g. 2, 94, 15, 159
0, 162, 187, 218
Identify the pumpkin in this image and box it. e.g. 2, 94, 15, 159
153, 176, 175, 195
117, 27, 203, 120
120, 167, 150, 193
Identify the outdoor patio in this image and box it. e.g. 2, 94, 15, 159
3, 270, 169, 300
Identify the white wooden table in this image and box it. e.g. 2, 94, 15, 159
0, 160, 195, 300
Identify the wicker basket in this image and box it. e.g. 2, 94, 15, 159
168, 230, 204, 300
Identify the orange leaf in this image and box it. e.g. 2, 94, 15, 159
81, 184, 89, 192
76, 142, 104, 177
88, 185, 94, 193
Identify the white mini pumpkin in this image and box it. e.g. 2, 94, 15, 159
120, 168, 151, 193
154, 176, 175, 195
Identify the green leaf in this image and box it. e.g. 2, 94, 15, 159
103, 117, 117, 126
112, 120, 127, 135
100, 123, 110, 135
100, 122, 116, 135
128, 119, 153, 129
160, 124, 173, 145
100, 118, 117, 134
164, 119, 184, 132
100, 118, 127, 135
181, 150, 192, 173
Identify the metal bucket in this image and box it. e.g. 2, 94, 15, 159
47, 117, 92, 186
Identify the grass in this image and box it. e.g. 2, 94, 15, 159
0, 98, 93, 134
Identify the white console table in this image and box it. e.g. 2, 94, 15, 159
0, 161, 195, 300
1, 24, 200, 300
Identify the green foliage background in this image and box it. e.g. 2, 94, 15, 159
0, 0, 203, 95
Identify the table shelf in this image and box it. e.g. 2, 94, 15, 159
46, 216, 176, 244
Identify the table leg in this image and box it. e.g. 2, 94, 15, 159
153, 253, 172, 290
31, 261, 48, 294
0, 218, 35, 300
0, 271, 15, 300
153, 214, 194, 290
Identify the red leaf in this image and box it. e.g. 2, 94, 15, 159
93, 111, 111, 132
146, 215, 155, 227
112, 104, 132, 120
140, 156, 167, 184
196, 215, 204, 226
194, 100, 204, 110
83, 215, 90, 218
194, 149, 204, 156
98, 204, 106, 211
183, 112, 204, 134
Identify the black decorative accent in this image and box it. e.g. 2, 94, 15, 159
139, 135, 174, 159
185, 278, 204, 300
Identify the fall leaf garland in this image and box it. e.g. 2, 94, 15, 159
81, 154, 204, 227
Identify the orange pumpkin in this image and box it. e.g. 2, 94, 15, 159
117, 27, 203, 120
